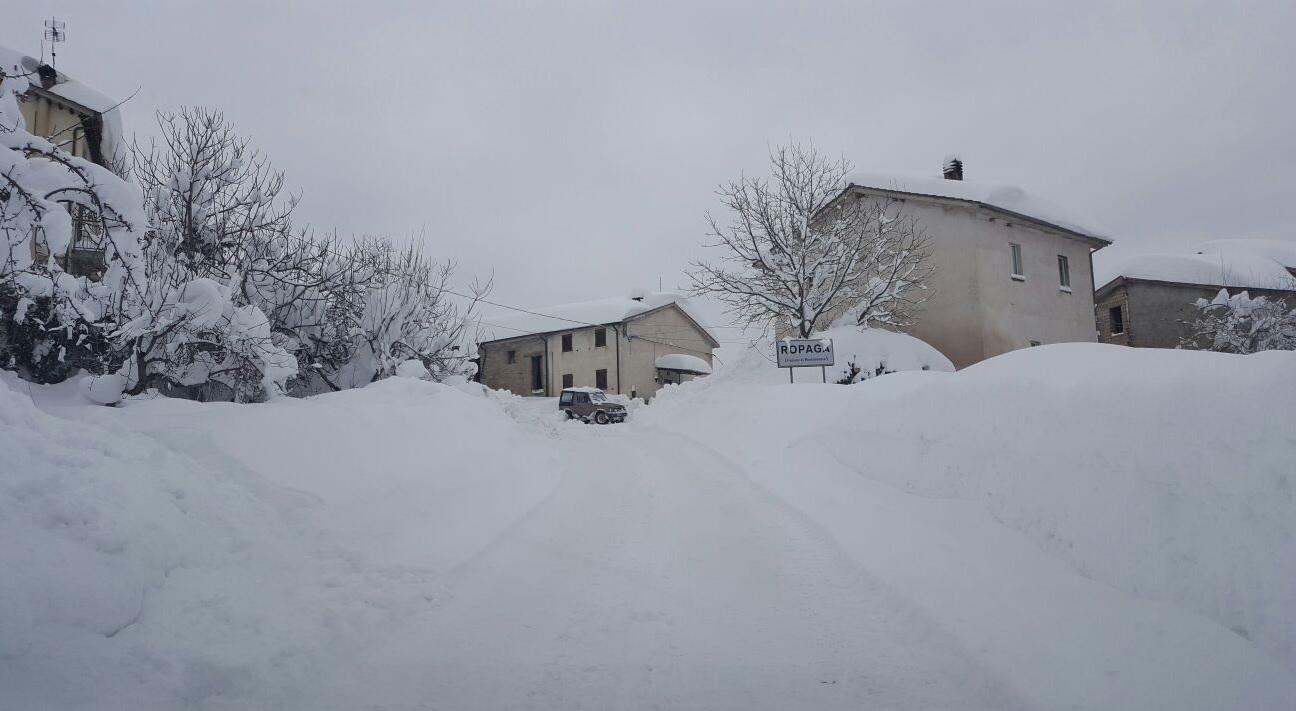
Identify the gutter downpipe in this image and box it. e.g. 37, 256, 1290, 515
613, 324, 622, 395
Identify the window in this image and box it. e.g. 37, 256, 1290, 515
562, 373, 573, 389
506, 350, 516, 364
1109, 306, 1125, 335
595, 369, 608, 390
1057, 254, 1071, 290
559, 391, 574, 405
530, 355, 544, 392
561, 334, 573, 352
594, 328, 607, 348
1010, 243, 1024, 279
574, 392, 590, 404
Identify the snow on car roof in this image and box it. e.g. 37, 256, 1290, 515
846, 172, 1111, 243
654, 353, 712, 374
561, 386, 605, 393
477, 292, 710, 343
1096, 238, 1296, 291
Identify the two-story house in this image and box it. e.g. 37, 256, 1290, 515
2, 44, 123, 277
475, 292, 718, 399
841, 163, 1112, 368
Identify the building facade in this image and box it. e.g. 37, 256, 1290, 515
1095, 240, 1296, 348
838, 170, 1111, 368
2, 45, 122, 277
476, 295, 718, 399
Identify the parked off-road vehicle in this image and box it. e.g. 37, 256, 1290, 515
559, 387, 627, 424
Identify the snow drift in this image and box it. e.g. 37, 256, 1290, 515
644, 343, 1296, 678
2, 340, 1293, 709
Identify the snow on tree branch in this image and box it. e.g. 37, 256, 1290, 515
1183, 288, 1296, 354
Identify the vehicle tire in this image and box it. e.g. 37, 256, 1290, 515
564, 410, 575, 420
594, 411, 609, 425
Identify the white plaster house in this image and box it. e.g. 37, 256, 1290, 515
475, 293, 718, 399
843, 164, 1112, 368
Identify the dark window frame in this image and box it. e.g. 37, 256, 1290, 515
594, 328, 607, 348
1010, 242, 1024, 278
506, 350, 516, 364
562, 373, 574, 389
595, 368, 608, 390
561, 333, 573, 352
1109, 305, 1125, 335
1057, 254, 1071, 289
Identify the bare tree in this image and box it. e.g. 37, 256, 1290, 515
689, 143, 931, 338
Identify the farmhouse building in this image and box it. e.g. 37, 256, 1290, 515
475, 293, 718, 399
840, 164, 1112, 368
1095, 240, 1296, 349
1, 45, 124, 277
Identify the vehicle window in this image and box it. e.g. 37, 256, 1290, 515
560, 392, 573, 405
575, 393, 590, 404
590, 392, 607, 402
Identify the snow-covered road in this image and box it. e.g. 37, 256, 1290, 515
5, 345, 1295, 710
326, 425, 1031, 710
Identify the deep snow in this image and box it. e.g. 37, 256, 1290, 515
2, 343, 1294, 710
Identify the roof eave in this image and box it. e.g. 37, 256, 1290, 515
845, 183, 1112, 250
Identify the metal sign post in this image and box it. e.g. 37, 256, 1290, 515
776, 338, 835, 382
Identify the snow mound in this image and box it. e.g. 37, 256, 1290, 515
641, 343, 1296, 678
655, 353, 712, 374
0, 375, 559, 709
703, 327, 952, 386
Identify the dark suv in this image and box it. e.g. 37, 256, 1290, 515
559, 388, 627, 424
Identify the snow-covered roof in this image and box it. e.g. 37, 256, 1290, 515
561, 386, 606, 393
1096, 239, 1296, 292
478, 292, 715, 344
655, 353, 712, 374
845, 172, 1111, 244
0, 44, 123, 162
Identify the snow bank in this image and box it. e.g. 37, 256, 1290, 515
709, 327, 952, 386
642, 343, 1296, 677
0, 374, 558, 709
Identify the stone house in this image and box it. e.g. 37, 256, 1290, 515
2, 45, 123, 277
475, 293, 718, 399
1095, 240, 1296, 348
836, 163, 1112, 368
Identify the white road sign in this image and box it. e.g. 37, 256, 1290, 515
775, 338, 835, 368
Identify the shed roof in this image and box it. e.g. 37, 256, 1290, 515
477, 292, 718, 347
1096, 239, 1296, 294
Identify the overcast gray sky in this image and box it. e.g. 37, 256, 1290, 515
6, 1, 1294, 329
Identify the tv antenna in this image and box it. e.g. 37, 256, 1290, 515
43, 18, 66, 67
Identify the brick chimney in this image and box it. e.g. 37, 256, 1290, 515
942, 156, 963, 181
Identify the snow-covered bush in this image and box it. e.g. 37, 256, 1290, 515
0, 64, 147, 382
1184, 288, 1296, 354
315, 239, 486, 391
